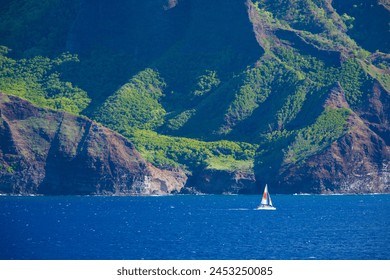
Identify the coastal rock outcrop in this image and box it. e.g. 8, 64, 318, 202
185, 169, 257, 194
0, 93, 187, 195
257, 83, 390, 194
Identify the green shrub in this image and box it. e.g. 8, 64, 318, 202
192, 70, 220, 97
94, 69, 166, 133
224, 61, 277, 127
129, 129, 258, 171
276, 83, 308, 130
167, 109, 196, 131
339, 59, 372, 107
0, 48, 90, 114
284, 108, 351, 164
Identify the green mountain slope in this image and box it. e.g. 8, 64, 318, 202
0, 0, 389, 193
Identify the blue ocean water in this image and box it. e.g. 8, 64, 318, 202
0, 194, 389, 260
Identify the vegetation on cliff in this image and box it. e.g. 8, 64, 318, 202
0, 46, 90, 114
0, 0, 388, 193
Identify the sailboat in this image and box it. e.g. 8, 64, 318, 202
256, 184, 276, 210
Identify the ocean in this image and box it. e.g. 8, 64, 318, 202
0, 194, 389, 260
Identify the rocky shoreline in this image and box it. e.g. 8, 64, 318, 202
1, 92, 389, 195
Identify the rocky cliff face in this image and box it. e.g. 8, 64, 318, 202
260, 83, 390, 194
0, 93, 187, 195
185, 169, 257, 194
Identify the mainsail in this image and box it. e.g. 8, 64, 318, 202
257, 184, 276, 210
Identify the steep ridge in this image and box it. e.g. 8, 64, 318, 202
0, 93, 187, 195
0, 0, 389, 194
256, 83, 390, 193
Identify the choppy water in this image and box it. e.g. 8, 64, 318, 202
0, 194, 389, 259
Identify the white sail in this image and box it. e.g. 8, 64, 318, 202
260, 184, 269, 205
257, 184, 276, 210
268, 195, 273, 207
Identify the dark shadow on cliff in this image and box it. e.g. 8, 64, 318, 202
38, 115, 102, 195
157, 0, 264, 112
62, 0, 191, 113
332, 0, 390, 53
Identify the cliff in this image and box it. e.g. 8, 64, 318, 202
0, 0, 389, 194
0, 93, 187, 195
186, 169, 257, 194
256, 83, 390, 193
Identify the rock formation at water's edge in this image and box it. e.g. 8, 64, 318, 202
0, 93, 186, 195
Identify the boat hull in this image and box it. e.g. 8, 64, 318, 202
256, 205, 276, 211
